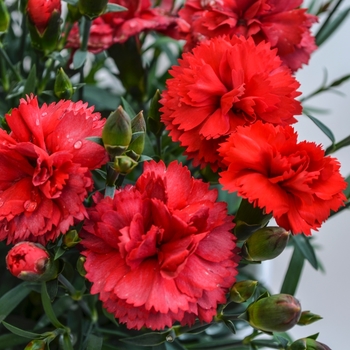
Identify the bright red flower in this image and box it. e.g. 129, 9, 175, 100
0, 96, 108, 245
179, 0, 317, 71
160, 35, 301, 171
218, 121, 347, 235
27, 0, 62, 34
80, 160, 238, 330
6, 241, 49, 278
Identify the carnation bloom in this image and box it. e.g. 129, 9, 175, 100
80, 160, 238, 330
160, 35, 302, 171
0, 96, 108, 245
178, 0, 317, 71
66, 0, 179, 53
218, 121, 347, 235
27, 0, 62, 34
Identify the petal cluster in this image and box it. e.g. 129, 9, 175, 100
0, 96, 108, 245
179, 0, 318, 71
160, 35, 301, 171
80, 160, 238, 330
218, 121, 347, 235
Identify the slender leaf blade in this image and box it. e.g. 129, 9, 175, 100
1, 321, 43, 339
293, 234, 318, 270
305, 114, 335, 144
23, 64, 36, 95
41, 282, 65, 329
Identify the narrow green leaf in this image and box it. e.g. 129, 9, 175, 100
292, 234, 318, 270
305, 114, 335, 144
307, 0, 319, 14
73, 49, 87, 69
121, 330, 172, 346
0, 334, 28, 349
87, 334, 103, 350
280, 246, 305, 295
1, 321, 43, 339
41, 282, 65, 329
329, 73, 350, 87
316, 7, 350, 46
0, 282, 33, 322
106, 3, 127, 12
121, 97, 136, 119
54, 246, 66, 260
61, 333, 74, 350
23, 64, 36, 95
86, 136, 104, 146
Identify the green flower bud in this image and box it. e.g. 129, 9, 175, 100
78, 0, 108, 20
0, 0, 10, 33
54, 68, 74, 100
76, 256, 87, 277
241, 227, 290, 261
24, 339, 46, 350
102, 106, 132, 159
288, 338, 331, 350
297, 311, 322, 326
62, 229, 81, 248
148, 89, 164, 137
239, 293, 302, 333
113, 155, 138, 175
230, 280, 258, 303
67, 3, 82, 23
127, 111, 146, 161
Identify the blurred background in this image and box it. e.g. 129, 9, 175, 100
265, 1, 350, 347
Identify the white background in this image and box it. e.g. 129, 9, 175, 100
264, 1, 350, 348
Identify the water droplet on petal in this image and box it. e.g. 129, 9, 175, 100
68, 138, 73, 143
24, 200, 37, 212
74, 140, 82, 149
166, 335, 174, 342
42, 112, 47, 117
35, 119, 40, 126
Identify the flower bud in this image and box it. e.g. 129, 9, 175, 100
148, 89, 164, 137
26, 0, 62, 54
78, 0, 108, 20
62, 229, 81, 248
239, 293, 302, 333
288, 338, 331, 350
127, 111, 146, 161
297, 311, 322, 326
241, 227, 290, 261
6, 242, 58, 282
113, 155, 138, 175
54, 68, 74, 100
24, 339, 46, 350
67, 3, 82, 23
102, 106, 132, 159
230, 280, 258, 303
0, 0, 10, 33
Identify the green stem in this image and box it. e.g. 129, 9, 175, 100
0, 43, 22, 81
78, 17, 92, 101
37, 58, 54, 95
0, 52, 10, 91
325, 134, 350, 154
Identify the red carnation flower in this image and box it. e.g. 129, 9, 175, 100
179, 0, 317, 71
160, 35, 301, 171
80, 160, 238, 330
218, 121, 347, 235
0, 96, 108, 245
27, 0, 62, 34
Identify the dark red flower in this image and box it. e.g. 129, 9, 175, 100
80, 160, 238, 330
179, 0, 317, 71
0, 96, 108, 245
27, 0, 62, 34
6, 241, 49, 278
218, 121, 347, 235
160, 35, 301, 171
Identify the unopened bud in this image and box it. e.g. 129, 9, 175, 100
148, 89, 164, 137
0, 0, 10, 33
24, 339, 46, 350
241, 227, 290, 261
288, 338, 331, 350
113, 155, 138, 175
102, 106, 132, 159
297, 311, 322, 326
54, 68, 73, 100
62, 229, 81, 248
67, 3, 82, 23
78, 0, 108, 20
239, 293, 302, 333
230, 280, 258, 303
6, 242, 58, 282
127, 111, 146, 161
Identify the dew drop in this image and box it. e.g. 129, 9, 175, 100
35, 119, 40, 126
74, 140, 82, 149
24, 200, 37, 212
68, 138, 74, 143
42, 112, 47, 117
166, 335, 174, 343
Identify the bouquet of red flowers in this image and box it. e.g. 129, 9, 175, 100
0, 0, 349, 349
